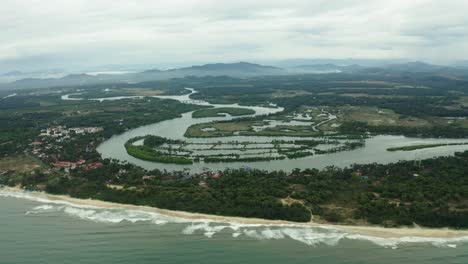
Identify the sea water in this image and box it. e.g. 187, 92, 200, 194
1, 190, 467, 264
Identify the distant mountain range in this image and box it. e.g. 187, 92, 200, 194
0, 69, 67, 84
0, 62, 285, 90
1, 61, 468, 90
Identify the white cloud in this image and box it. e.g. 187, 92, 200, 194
1, 0, 468, 71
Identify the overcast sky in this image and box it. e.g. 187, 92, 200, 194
1, 0, 468, 72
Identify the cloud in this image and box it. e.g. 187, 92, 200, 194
1, 0, 468, 71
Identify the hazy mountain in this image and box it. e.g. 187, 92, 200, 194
0, 62, 288, 90
384, 61, 450, 72
0, 69, 67, 84
289, 64, 364, 74
2, 70, 24, 76
168, 62, 282, 76
350, 61, 468, 81
2, 61, 468, 91
271, 58, 407, 68
453, 60, 468, 69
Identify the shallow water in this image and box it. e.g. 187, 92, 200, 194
1, 191, 467, 264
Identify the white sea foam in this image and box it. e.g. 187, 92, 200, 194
346, 234, 468, 248
25, 204, 59, 214
2, 93, 17, 99
0, 190, 178, 224
2, 189, 468, 248
0, 190, 100, 209
28, 202, 176, 224
33, 204, 55, 210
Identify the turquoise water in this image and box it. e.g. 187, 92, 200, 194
1, 194, 467, 264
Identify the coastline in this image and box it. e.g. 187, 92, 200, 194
2, 186, 468, 239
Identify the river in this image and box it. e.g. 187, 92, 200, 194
79, 88, 468, 172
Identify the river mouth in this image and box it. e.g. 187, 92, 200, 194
63, 88, 468, 173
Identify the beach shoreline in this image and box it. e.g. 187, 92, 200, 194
2, 186, 468, 239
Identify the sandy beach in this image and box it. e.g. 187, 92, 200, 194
2, 186, 468, 239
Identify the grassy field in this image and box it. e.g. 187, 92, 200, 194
270, 90, 312, 98
0, 155, 43, 173
242, 125, 321, 137
185, 120, 324, 138
185, 104, 439, 138
334, 106, 431, 128
185, 121, 258, 137
192, 107, 255, 118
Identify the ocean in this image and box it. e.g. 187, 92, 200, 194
1, 191, 467, 264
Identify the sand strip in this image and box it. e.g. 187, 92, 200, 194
1, 186, 468, 239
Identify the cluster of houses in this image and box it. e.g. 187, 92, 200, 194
28, 139, 101, 171
39, 126, 103, 138
25, 126, 106, 173
29, 141, 60, 158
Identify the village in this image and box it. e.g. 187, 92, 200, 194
4, 124, 228, 191
27, 126, 105, 172
39, 126, 103, 139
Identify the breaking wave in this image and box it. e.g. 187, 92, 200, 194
2, 189, 468, 249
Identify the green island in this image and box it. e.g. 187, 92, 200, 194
124, 135, 363, 164
192, 107, 255, 118
387, 143, 468, 151
125, 136, 193, 164
185, 119, 325, 138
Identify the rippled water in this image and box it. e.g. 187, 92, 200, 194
1, 190, 467, 264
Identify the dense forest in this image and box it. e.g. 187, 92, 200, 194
3, 151, 467, 227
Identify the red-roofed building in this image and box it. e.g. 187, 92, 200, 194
86, 162, 103, 170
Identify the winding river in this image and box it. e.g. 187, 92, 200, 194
63, 89, 468, 172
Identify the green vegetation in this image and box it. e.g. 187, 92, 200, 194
0, 155, 43, 173
387, 143, 468, 151
192, 107, 255, 118
185, 119, 324, 138
125, 145, 193, 164
142, 135, 183, 147
203, 156, 286, 163
4, 151, 468, 226
185, 120, 257, 137
125, 136, 192, 164
124, 135, 358, 164
183, 74, 468, 138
